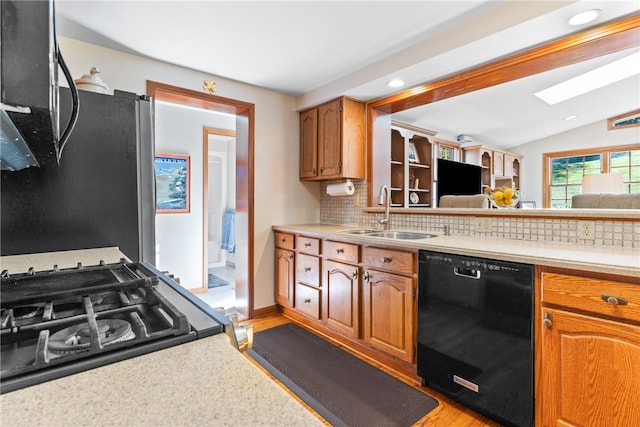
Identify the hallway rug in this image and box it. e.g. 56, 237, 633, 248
247, 323, 438, 427
207, 273, 229, 288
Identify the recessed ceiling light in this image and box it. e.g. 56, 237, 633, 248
568, 9, 600, 26
534, 51, 640, 105
564, 115, 577, 121
388, 79, 405, 88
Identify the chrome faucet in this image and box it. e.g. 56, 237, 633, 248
377, 185, 391, 230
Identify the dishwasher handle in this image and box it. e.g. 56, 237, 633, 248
453, 266, 481, 279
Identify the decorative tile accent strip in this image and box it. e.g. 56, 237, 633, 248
319, 180, 640, 248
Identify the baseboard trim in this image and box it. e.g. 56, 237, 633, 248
253, 304, 279, 318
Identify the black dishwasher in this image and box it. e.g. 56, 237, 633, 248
417, 250, 534, 427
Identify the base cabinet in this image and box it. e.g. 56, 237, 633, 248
274, 232, 295, 308
362, 270, 414, 363
273, 230, 417, 366
323, 259, 359, 338
539, 269, 640, 427
362, 246, 416, 363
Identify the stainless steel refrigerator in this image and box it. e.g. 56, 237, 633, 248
1, 88, 156, 263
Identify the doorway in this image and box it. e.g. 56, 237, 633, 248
146, 81, 255, 320
203, 127, 236, 314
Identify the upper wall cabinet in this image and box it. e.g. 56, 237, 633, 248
463, 144, 523, 191
300, 97, 365, 181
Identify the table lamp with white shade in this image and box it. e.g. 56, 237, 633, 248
581, 173, 624, 194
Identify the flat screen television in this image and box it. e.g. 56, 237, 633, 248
436, 158, 482, 206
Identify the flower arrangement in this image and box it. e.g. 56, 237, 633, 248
485, 186, 520, 208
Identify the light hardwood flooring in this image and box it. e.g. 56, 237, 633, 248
241, 312, 500, 427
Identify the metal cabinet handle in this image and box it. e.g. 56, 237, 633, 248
352, 270, 358, 279
542, 312, 553, 329
304, 298, 311, 303
288, 254, 294, 259
601, 295, 628, 306
304, 243, 311, 247
382, 257, 392, 263
280, 238, 286, 243
336, 248, 344, 254
363, 271, 370, 281
304, 267, 311, 272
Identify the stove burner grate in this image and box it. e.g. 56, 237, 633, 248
48, 319, 136, 355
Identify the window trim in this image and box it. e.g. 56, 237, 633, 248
543, 144, 640, 208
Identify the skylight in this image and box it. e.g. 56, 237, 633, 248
534, 51, 640, 105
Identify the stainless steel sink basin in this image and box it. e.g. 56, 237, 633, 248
340, 229, 437, 239
341, 229, 377, 235
366, 231, 437, 239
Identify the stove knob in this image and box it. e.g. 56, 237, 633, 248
27, 267, 35, 275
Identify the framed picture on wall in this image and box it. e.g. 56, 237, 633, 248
155, 153, 190, 213
408, 142, 420, 163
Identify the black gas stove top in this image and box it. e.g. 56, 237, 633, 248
1, 260, 227, 394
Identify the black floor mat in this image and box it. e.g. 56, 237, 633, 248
247, 323, 438, 427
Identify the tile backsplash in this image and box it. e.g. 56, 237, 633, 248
319, 180, 640, 248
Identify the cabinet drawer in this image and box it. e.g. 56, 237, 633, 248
363, 246, 415, 276
541, 272, 640, 323
295, 283, 321, 320
324, 240, 359, 263
296, 235, 320, 255
296, 254, 320, 287
274, 232, 294, 250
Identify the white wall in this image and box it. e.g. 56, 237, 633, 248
511, 120, 640, 207
59, 37, 320, 309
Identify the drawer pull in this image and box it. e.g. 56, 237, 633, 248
542, 312, 553, 329
336, 248, 344, 254
363, 272, 370, 281
280, 238, 287, 243
304, 243, 312, 247
289, 254, 294, 259
352, 270, 358, 279
304, 298, 311, 303
304, 267, 311, 272
382, 257, 392, 263
601, 295, 628, 306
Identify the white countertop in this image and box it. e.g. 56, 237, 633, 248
273, 224, 640, 277
0, 334, 323, 427
0, 247, 323, 426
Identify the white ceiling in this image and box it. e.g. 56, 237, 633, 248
55, 0, 640, 149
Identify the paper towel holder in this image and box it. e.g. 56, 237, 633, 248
326, 179, 356, 196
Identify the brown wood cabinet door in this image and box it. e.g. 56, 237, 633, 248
275, 248, 295, 308
300, 108, 318, 179
540, 307, 640, 427
322, 259, 359, 338
362, 269, 414, 363
317, 98, 342, 178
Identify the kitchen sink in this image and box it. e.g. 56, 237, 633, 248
340, 230, 437, 239
366, 231, 437, 239
340, 229, 378, 235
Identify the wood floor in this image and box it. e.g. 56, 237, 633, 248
241, 312, 500, 427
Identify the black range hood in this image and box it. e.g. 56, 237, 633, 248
0, 0, 77, 171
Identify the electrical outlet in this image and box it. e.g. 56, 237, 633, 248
577, 220, 596, 240
474, 217, 492, 233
